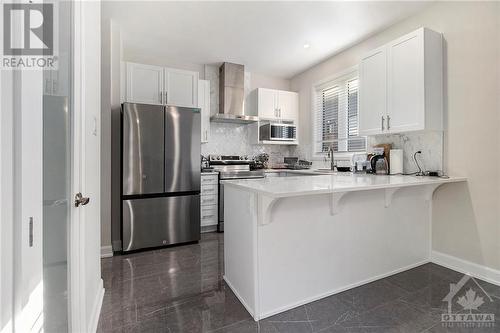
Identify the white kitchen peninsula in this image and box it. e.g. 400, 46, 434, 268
222, 173, 466, 321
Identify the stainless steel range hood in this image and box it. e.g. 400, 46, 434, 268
211, 62, 258, 124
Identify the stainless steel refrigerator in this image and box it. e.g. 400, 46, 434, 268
121, 102, 201, 252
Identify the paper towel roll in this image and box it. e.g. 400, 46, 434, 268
390, 149, 403, 175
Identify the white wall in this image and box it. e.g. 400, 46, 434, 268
124, 52, 205, 79
291, 2, 500, 271
250, 72, 290, 91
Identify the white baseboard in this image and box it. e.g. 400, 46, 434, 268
88, 279, 105, 333
223, 276, 256, 320
100, 245, 113, 258
431, 250, 500, 286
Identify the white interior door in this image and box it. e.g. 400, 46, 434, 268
72, 1, 104, 332
3, 1, 103, 332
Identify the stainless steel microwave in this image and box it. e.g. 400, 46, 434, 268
259, 123, 297, 141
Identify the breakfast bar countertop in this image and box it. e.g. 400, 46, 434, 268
222, 173, 466, 198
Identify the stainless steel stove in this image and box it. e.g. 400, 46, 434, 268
209, 155, 265, 232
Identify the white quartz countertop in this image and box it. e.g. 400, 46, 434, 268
222, 173, 466, 198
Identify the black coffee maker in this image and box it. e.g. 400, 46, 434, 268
368, 148, 389, 175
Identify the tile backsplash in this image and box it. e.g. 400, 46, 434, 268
367, 131, 444, 174
290, 131, 444, 174
203, 126, 443, 171
201, 122, 292, 164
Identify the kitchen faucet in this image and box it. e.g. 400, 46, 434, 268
328, 146, 335, 171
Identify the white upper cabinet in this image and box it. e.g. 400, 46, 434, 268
359, 46, 387, 136
387, 29, 425, 133
278, 90, 299, 121
165, 68, 199, 107
250, 88, 299, 121
256, 88, 279, 119
126, 62, 163, 105
124, 62, 199, 107
359, 27, 443, 135
198, 79, 210, 143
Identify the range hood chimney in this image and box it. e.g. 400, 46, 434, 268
211, 62, 258, 124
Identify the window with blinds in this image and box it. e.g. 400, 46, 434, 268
314, 71, 366, 154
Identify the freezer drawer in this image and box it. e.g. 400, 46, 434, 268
122, 103, 165, 195
122, 195, 200, 252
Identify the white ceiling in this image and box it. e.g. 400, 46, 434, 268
102, 1, 431, 79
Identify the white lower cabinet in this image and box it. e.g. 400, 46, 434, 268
200, 173, 218, 229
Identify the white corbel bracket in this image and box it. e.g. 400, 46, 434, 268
257, 194, 279, 226
384, 187, 401, 208
330, 192, 348, 215
424, 183, 443, 202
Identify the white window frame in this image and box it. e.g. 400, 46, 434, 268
311, 66, 365, 159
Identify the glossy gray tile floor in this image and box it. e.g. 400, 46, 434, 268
98, 233, 500, 333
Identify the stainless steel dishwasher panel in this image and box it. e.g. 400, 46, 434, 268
122, 195, 200, 252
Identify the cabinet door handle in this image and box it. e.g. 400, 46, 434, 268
160, 92, 163, 104
381, 116, 385, 131
164, 91, 168, 104
387, 115, 391, 130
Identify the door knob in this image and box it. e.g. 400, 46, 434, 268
74, 192, 90, 207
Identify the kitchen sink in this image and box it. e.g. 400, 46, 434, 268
265, 171, 317, 177
314, 168, 336, 174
